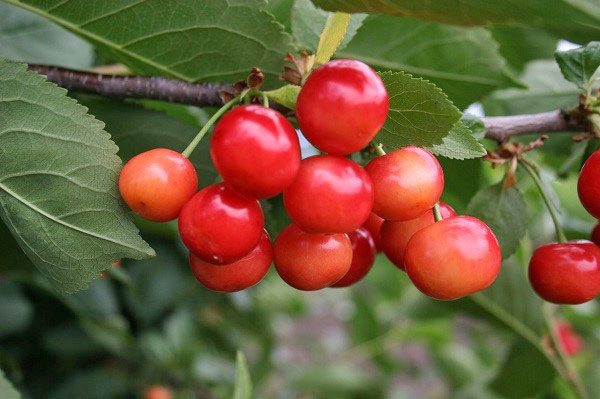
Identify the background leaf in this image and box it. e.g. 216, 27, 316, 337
233, 351, 252, 399
0, 370, 20, 399
0, 280, 33, 337
555, 41, 600, 90
0, 59, 153, 293
490, 25, 558, 72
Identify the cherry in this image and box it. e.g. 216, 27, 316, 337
331, 227, 377, 288
144, 386, 173, 399
296, 59, 389, 155
381, 202, 456, 270
578, 150, 600, 219
362, 213, 384, 251
528, 241, 600, 304
283, 155, 373, 233
119, 148, 197, 222
189, 230, 272, 292
591, 223, 600, 246
555, 321, 584, 357
178, 183, 264, 264
273, 224, 352, 290
211, 105, 301, 199
365, 146, 444, 221
404, 216, 501, 300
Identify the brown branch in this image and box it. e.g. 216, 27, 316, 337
482, 110, 583, 142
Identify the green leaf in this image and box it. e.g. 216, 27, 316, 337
430, 120, 486, 160
0, 220, 35, 273
490, 25, 558, 72
483, 60, 580, 116
555, 42, 600, 91
314, 12, 351, 65
264, 84, 301, 110
0, 280, 33, 337
0, 369, 20, 399
5, 0, 294, 86
311, 0, 600, 43
292, 0, 365, 53
0, 2, 93, 68
466, 183, 527, 258
375, 71, 461, 149
233, 351, 252, 399
48, 369, 130, 399
0, 59, 154, 293
339, 15, 520, 108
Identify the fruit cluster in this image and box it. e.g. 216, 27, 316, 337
118, 59, 503, 300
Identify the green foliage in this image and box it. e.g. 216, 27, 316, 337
0, 280, 32, 337
490, 25, 558, 72
431, 120, 486, 160
0, 59, 153, 293
555, 42, 600, 91
0, 370, 20, 399
233, 351, 253, 399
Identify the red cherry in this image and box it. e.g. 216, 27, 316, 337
362, 213, 384, 251
178, 183, 264, 264
591, 223, 600, 246
296, 59, 389, 155
578, 150, 600, 219
381, 202, 456, 270
404, 216, 501, 300
189, 230, 272, 292
331, 227, 377, 288
555, 321, 584, 357
273, 224, 352, 290
144, 386, 173, 399
119, 148, 197, 222
283, 155, 373, 233
365, 146, 444, 221
528, 241, 600, 304
211, 105, 301, 199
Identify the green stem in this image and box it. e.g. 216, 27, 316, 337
258, 91, 269, 108
432, 203, 443, 222
519, 159, 567, 243
373, 143, 386, 156
182, 96, 240, 158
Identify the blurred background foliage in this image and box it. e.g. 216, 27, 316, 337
1, 0, 600, 398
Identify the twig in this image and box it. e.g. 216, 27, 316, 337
482, 110, 583, 142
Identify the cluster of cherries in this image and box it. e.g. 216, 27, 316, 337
118, 59, 502, 300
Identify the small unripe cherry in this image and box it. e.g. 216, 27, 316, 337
404, 216, 501, 300
283, 155, 374, 233
331, 227, 377, 288
178, 183, 264, 264
528, 241, 600, 304
591, 223, 600, 246
143, 385, 173, 399
362, 213, 384, 251
578, 150, 600, 219
119, 148, 197, 222
365, 146, 444, 221
189, 231, 272, 292
555, 321, 584, 357
381, 202, 455, 270
273, 224, 352, 290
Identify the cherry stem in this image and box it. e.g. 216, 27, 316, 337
258, 91, 269, 108
432, 203, 443, 222
182, 96, 240, 158
519, 158, 567, 243
373, 143, 386, 156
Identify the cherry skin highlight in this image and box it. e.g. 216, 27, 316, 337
283, 155, 374, 233
119, 148, 197, 222
578, 150, 600, 219
189, 230, 272, 292
331, 227, 377, 288
178, 183, 264, 264
528, 241, 600, 304
273, 224, 352, 291
363, 213, 384, 251
404, 216, 502, 300
296, 59, 389, 155
591, 223, 600, 246
211, 105, 301, 199
365, 146, 444, 221
381, 202, 456, 270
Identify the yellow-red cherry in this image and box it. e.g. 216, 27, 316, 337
189, 230, 272, 292
578, 150, 600, 219
331, 227, 377, 288
273, 224, 352, 291
283, 155, 374, 233
178, 183, 264, 264
119, 148, 197, 222
211, 105, 301, 199
365, 146, 444, 221
528, 241, 600, 304
381, 202, 455, 270
296, 59, 389, 155
404, 216, 501, 300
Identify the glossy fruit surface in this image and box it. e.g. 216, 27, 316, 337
591, 223, 600, 246
404, 216, 501, 300
211, 105, 301, 199
381, 202, 455, 270
144, 386, 173, 399
578, 150, 600, 219
363, 213, 384, 251
296, 59, 389, 155
331, 227, 377, 287
178, 183, 263, 264
365, 146, 444, 221
273, 224, 352, 290
283, 155, 373, 233
119, 148, 197, 222
528, 241, 600, 304
190, 230, 272, 292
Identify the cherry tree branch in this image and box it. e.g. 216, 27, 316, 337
481, 110, 583, 142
